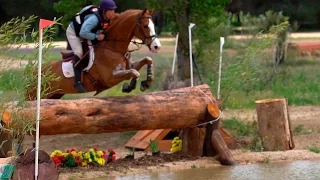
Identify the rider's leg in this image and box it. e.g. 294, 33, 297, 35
72, 55, 87, 93
66, 24, 87, 93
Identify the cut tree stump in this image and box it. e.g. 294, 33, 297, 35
255, 98, 295, 151
1, 84, 220, 136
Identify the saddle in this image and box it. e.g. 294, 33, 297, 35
60, 40, 91, 68
60, 50, 74, 62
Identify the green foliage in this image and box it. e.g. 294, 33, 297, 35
0, 69, 24, 91
148, 139, 159, 153
240, 10, 297, 64
222, 118, 264, 152
240, 10, 297, 34
221, 118, 257, 137
147, 0, 231, 43
0, 16, 37, 55
147, 0, 231, 80
0, 16, 61, 157
293, 125, 312, 135
308, 146, 320, 153
53, 0, 100, 29
205, 22, 291, 108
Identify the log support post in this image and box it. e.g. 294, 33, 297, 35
181, 102, 236, 165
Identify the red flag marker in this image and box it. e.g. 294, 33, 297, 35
39, 19, 56, 30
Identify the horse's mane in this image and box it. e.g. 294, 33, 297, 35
108, 9, 143, 29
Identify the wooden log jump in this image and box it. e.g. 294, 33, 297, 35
2, 84, 218, 135
1, 84, 235, 165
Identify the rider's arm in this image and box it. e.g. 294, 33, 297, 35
79, 14, 99, 40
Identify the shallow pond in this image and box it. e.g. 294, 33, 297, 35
104, 160, 320, 180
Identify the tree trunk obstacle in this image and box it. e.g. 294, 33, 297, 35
1, 84, 235, 165
255, 98, 295, 151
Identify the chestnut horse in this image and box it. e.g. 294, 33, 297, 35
24, 8, 161, 101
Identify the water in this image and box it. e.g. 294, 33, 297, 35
105, 160, 320, 180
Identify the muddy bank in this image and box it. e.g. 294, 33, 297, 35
57, 149, 320, 180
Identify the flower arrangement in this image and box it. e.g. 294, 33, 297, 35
170, 137, 182, 153
50, 148, 116, 167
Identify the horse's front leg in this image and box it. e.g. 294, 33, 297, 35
113, 65, 140, 82
130, 56, 153, 92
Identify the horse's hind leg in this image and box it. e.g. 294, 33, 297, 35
122, 56, 153, 92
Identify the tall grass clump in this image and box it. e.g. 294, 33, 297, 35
0, 16, 61, 161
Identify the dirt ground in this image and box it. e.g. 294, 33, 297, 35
17, 105, 320, 179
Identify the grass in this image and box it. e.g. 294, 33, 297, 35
293, 125, 312, 135
218, 47, 320, 109
221, 118, 257, 137
0, 69, 24, 91
221, 118, 264, 151
308, 146, 320, 153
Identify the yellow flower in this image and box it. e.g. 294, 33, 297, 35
171, 138, 182, 153
89, 148, 95, 152
71, 151, 78, 157
96, 151, 104, 158
84, 152, 90, 160
63, 153, 69, 157
96, 158, 105, 166
82, 161, 87, 167
78, 151, 83, 157
50, 150, 62, 157
170, 147, 179, 153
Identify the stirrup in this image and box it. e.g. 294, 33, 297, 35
74, 82, 87, 93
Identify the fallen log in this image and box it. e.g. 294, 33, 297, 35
1, 84, 220, 136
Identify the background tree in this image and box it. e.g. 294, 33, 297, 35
147, 0, 231, 81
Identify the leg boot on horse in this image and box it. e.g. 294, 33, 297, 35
72, 55, 87, 93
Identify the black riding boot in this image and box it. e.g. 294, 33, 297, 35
72, 55, 87, 93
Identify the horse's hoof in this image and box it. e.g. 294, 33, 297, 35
140, 80, 149, 91
122, 83, 132, 93
129, 79, 137, 90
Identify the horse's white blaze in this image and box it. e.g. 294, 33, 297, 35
148, 19, 161, 53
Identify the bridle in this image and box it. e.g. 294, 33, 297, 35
136, 11, 157, 51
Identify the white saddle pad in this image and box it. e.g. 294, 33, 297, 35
62, 41, 95, 78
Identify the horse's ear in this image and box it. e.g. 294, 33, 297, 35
142, 8, 148, 15
148, 9, 154, 15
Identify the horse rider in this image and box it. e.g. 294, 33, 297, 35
66, 0, 117, 93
